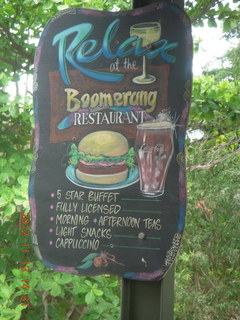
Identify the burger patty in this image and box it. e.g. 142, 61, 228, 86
77, 162, 128, 175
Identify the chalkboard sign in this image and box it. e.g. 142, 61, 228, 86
29, 2, 192, 281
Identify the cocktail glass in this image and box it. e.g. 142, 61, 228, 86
130, 22, 161, 84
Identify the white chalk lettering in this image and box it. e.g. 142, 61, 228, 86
81, 227, 112, 239
65, 190, 85, 200
143, 218, 161, 230
98, 216, 141, 228
56, 214, 89, 225
55, 238, 99, 250
56, 202, 78, 213
56, 226, 77, 237
88, 191, 119, 203
81, 203, 121, 215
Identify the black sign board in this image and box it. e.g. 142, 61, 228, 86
29, 2, 192, 281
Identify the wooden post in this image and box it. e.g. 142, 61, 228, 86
120, 1, 185, 319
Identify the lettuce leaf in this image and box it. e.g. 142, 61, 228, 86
69, 143, 136, 170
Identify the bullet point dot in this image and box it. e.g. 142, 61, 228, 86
49, 228, 53, 233
50, 217, 54, 221
50, 205, 54, 209
49, 241, 53, 245
51, 193, 55, 198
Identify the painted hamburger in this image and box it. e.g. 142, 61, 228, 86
69, 131, 135, 185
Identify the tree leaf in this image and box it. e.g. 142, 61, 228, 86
92, 288, 103, 296
50, 282, 62, 297
85, 290, 95, 305
0, 274, 6, 283
12, 269, 22, 278
0, 286, 12, 300
4, 204, 15, 216
208, 17, 217, 28
223, 19, 232, 32
41, 280, 53, 291
43, 2, 53, 10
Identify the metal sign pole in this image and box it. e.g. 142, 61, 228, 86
133, 0, 184, 9
120, 1, 185, 319
121, 264, 175, 320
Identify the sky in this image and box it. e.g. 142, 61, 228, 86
192, 23, 237, 76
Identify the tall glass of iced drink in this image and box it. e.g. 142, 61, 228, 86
136, 121, 174, 197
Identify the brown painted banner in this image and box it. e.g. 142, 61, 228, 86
29, 2, 192, 281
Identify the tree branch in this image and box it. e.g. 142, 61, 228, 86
187, 148, 240, 172
0, 123, 20, 136
202, 138, 240, 152
42, 291, 49, 320
0, 56, 22, 69
0, 22, 33, 61
0, 55, 29, 71
191, 0, 219, 24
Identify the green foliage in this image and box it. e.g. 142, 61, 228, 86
0, 84, 33, 218
175, 72, 240, 320
187, 0, 240, 36
190, 76, 239, 127
0, 258, 120, 320
187, 75, 240, 172
175, 155, 240, 320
